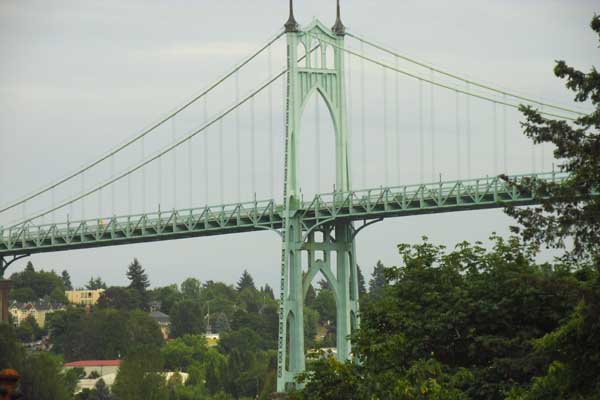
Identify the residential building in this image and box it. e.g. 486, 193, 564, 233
65, 289, 104, 305
64, 360, 121, 377
9, 300, 65, 327
149, 310, 171, 340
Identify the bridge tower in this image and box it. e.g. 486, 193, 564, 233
277, 0, 360, 391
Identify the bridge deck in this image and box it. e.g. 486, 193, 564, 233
0, 173, 568, 256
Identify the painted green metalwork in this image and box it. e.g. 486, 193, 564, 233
0, 4, 590, 392
0, 172, 573, 259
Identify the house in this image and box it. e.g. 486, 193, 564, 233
64, 360, 188, 394
9, 300, 65, 327
149, 310, 171, 340
65, 289, 105, 305
64, 360, 121, 377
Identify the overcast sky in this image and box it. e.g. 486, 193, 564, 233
0, 0, 598, 291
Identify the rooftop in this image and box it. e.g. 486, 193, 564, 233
64, 360, 121, 367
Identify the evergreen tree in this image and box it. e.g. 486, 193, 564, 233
305, 284, 317, 307
90, 378, 111, 400
25, 261, 35, 272
61, 270, 73, 291
236, 270, 255, 291
369, 260, 386, 298
262, 283, 275, 300
357, 265, 367, 296
86, 277, 107, 290
126, 258, 150, 294
318, 279, 331, 291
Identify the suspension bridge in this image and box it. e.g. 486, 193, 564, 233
0, 1, 589, 392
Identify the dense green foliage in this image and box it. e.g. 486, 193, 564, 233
47, 307, 164, 361
0, 323, 73, 400
504, 16, 600, 267
9, 261, 68, 303
297, 14, 600, 400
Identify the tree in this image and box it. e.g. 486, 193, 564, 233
25, 261, 35, 272
357, 265, 367, 297
314, 288, 336, 324
180, 278, 201, 300
90, 378, 112, 400
1, 324, 74, 399
213, 312, 231, 333
368, 260, 386, 298
97, 287, 143, 311
170, 300, 205, 337
262, 283, 275, 300
49, 286, 68, 303
61, 270, 73, 290
86, 277, 107, 290
112, 350, 167, 400
47, 307, 163, 362
126, 258, 150, 294
10, 264, 65, 301
236, 269, 255, 291
500, 16, 600, 399
503, 16, 600, 269
20, 352, 72, 400
16, 315, 44, 342
148, 284, 182, 316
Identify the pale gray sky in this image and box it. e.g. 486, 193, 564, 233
0, 0, 598, 290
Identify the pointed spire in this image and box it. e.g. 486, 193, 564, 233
332, 0, 346, 36
284, 0, 299, 33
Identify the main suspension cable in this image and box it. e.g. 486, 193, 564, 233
320, 37, 578, 121
0, 29, 285, 215
348, 32, 586, 116
9, 45, 323, 229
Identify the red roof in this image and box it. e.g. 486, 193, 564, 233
64, 360, 121, 367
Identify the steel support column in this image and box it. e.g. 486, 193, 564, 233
277, 9, 355, 390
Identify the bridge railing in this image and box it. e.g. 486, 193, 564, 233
0, 172, 573, 255
0, 199, 281, 247
299, 172, 570, 222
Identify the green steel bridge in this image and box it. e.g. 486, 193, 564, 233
0, 0, 589, 393
0, 172, 567, 257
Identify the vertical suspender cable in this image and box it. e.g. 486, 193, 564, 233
111, 155, 116, 213
466, 82, 471, 178
219, 119, 224, 204
456, 91, 461, 180
203, 98, 209, 205
157, 148, 162, 210
315, 94, 321, 193
268, 45, 274, 198
347, 51, 353, 187
395, 57, 400, 184
98, 188, 102, 219
81, 172, 85, 219
235, 73, 241, 202
69, 186, 74, 220
128, 173, 132, 214
383, 67, 389, 185
493, 102, 498, 174
251, 96, 256, 196
360, 41, 366, 188
142, 136, 146, 212
502, 94, 508, 173
51, 187, 55, 223
172, 118, 177, 208
540, 105, 545, 172
419, 80, 424, 183
429, 69, 435, 181
188, 132, 193, 208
